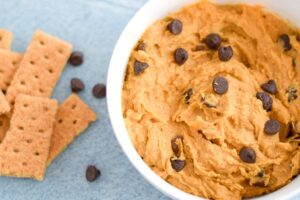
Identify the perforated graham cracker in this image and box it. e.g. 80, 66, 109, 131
0, 94, 58, 180
47, 94, 96, 165
0, 90, 10, 115
0, 49, 23, 92
6, 30, 72, 105
0, 29, 13, 50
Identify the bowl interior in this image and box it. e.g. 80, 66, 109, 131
107, 0, 300, 199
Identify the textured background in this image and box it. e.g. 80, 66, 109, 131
0, 0, 298, 200
0, 0, 169, 199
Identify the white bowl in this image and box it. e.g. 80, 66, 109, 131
107, 0, 300, 199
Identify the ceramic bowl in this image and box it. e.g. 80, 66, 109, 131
107, 0, 300, 199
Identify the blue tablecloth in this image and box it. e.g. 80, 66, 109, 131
0, 0, 169, 199
0, 0, 298, 199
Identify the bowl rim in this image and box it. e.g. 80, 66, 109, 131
107, 0, 300, 199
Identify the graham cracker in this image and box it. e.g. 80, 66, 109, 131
0, 29, 13, 50
0, 94, 58, 181
0, 90, 10, 115
0, 49, 23, 92
6, 30, 73, 105
47, 94, 96, 165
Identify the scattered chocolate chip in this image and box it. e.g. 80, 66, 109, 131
136, 41, 147, 51
205, 33, 222, 50
70, 78, 85, 92
171, 136, 183, 157
264, 119, 281, 135
193, 45, 205, 51
69, 51, 84, 66
296, 35, 300, 43
170, 158, 185, 172
183, 88, 193, 104
134, 60, 149, 75
167, 19, 183, 35
218, 46, 233, 61
261, 80, 277, 94
174, 48, 188, 65
92, 83, 106, 98
239, 147, 256, 163
212, 76, 228, 95
286, 86, 298, 102
278, 34, 292, 51
86, 165, 101, 182
256, 92, 273, 112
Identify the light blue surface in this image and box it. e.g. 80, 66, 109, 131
0, 0, 298, 200
0, 0, 169, 199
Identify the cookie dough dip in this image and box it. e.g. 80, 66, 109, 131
122, 1, 300, 199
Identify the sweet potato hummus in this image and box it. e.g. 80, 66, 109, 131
122, 1, 300, 199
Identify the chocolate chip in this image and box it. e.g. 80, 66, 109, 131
174, 48, 188, 65
256, 92, 273, 112
218, 46, 233, 61
134, 60, 149, 75
264, 119, 281, 135
239, 147, 256, 163
212, 76, 228, 95
205, 33, 222, 50
183, 88, 193, 104
296, 35, 300, 43
261, 80, 277, 94
278, 34, 292, 51
69, 51, 84, 66
70, 78, 85, 92
136, 41, 147, 51
86, 165, 101, 182
286, 86, 298, 102
167, 19, 183, 35
170, 158, 185, 172
171, 136, 183, 157
92, 83, 106, 98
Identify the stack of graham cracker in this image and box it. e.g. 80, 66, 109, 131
0, 30, 97, 181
